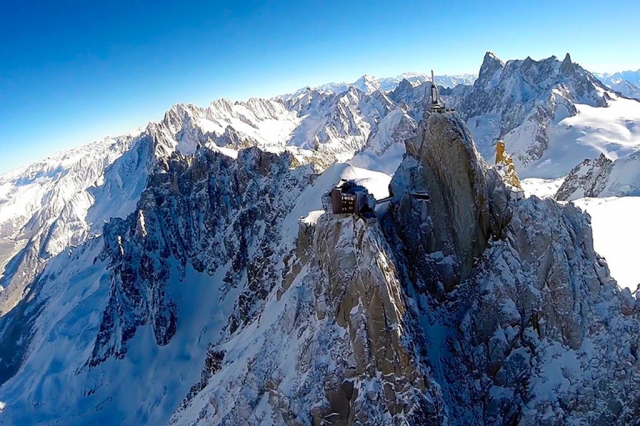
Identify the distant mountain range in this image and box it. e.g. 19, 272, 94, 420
281, 72, 477, 99
1, 52, 640, 425
595, 70, 640, 99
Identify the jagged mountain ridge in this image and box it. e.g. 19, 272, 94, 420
2, 51, 635, 314
0, 132, 147, 315
2, 66, 482, 317
281, 72, 477, 100
2, 111, 640, 424
555, 150, 640, 201
1, 52, 640, 425
448, 52, 640, 178
0, 86, 412, 316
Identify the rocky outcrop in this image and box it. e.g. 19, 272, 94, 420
556, 151, 640, 201
388, 113, 512, 291
310, 215, 443, 425
382, 112, 640, 425
555, 154, 614, 201
90, 146, 316, 365
169, 202, 445, 426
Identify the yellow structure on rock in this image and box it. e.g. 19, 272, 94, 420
494, 140, 522, 189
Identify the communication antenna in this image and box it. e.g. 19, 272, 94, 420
429, 70, 445, 113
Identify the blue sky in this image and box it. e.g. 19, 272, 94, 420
1, 0, 639, 174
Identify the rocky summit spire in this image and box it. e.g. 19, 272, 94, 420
560, 52, 575, 74
390, 112, 511, 290
476, 51, 505, 88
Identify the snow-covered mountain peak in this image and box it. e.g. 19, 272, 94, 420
353, 73, 379, 91
3, 51, 640, 424
475, 51, 504, 90
283, 71, 477, 100
482, 50, 503, 64
451, 52, 638, 177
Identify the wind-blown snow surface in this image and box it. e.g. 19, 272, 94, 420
525, 94, 640, 178
520, 177, 565, 199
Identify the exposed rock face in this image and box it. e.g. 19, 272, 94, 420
389, 113, 511, 290
417, 195, 640, 424
555, 154, 614, 201
91, 147, 317, 365
556, 151, 640, 201
310, 215, 443, 425
169, 193, 445, 426
381, 112, 640, 425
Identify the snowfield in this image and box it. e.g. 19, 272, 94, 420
573, 197, 640, 291
524, 94, 640, 178
521, 177, 566, 199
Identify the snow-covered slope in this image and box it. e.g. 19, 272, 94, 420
0, 132, 147, 315
0, 147, 398, 424
529, 94, 640, 178
520, 177, 565, 199
573, 197, 640, 291
599, 70, 640, 86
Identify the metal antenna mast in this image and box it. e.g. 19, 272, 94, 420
428, 70, 446, 113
